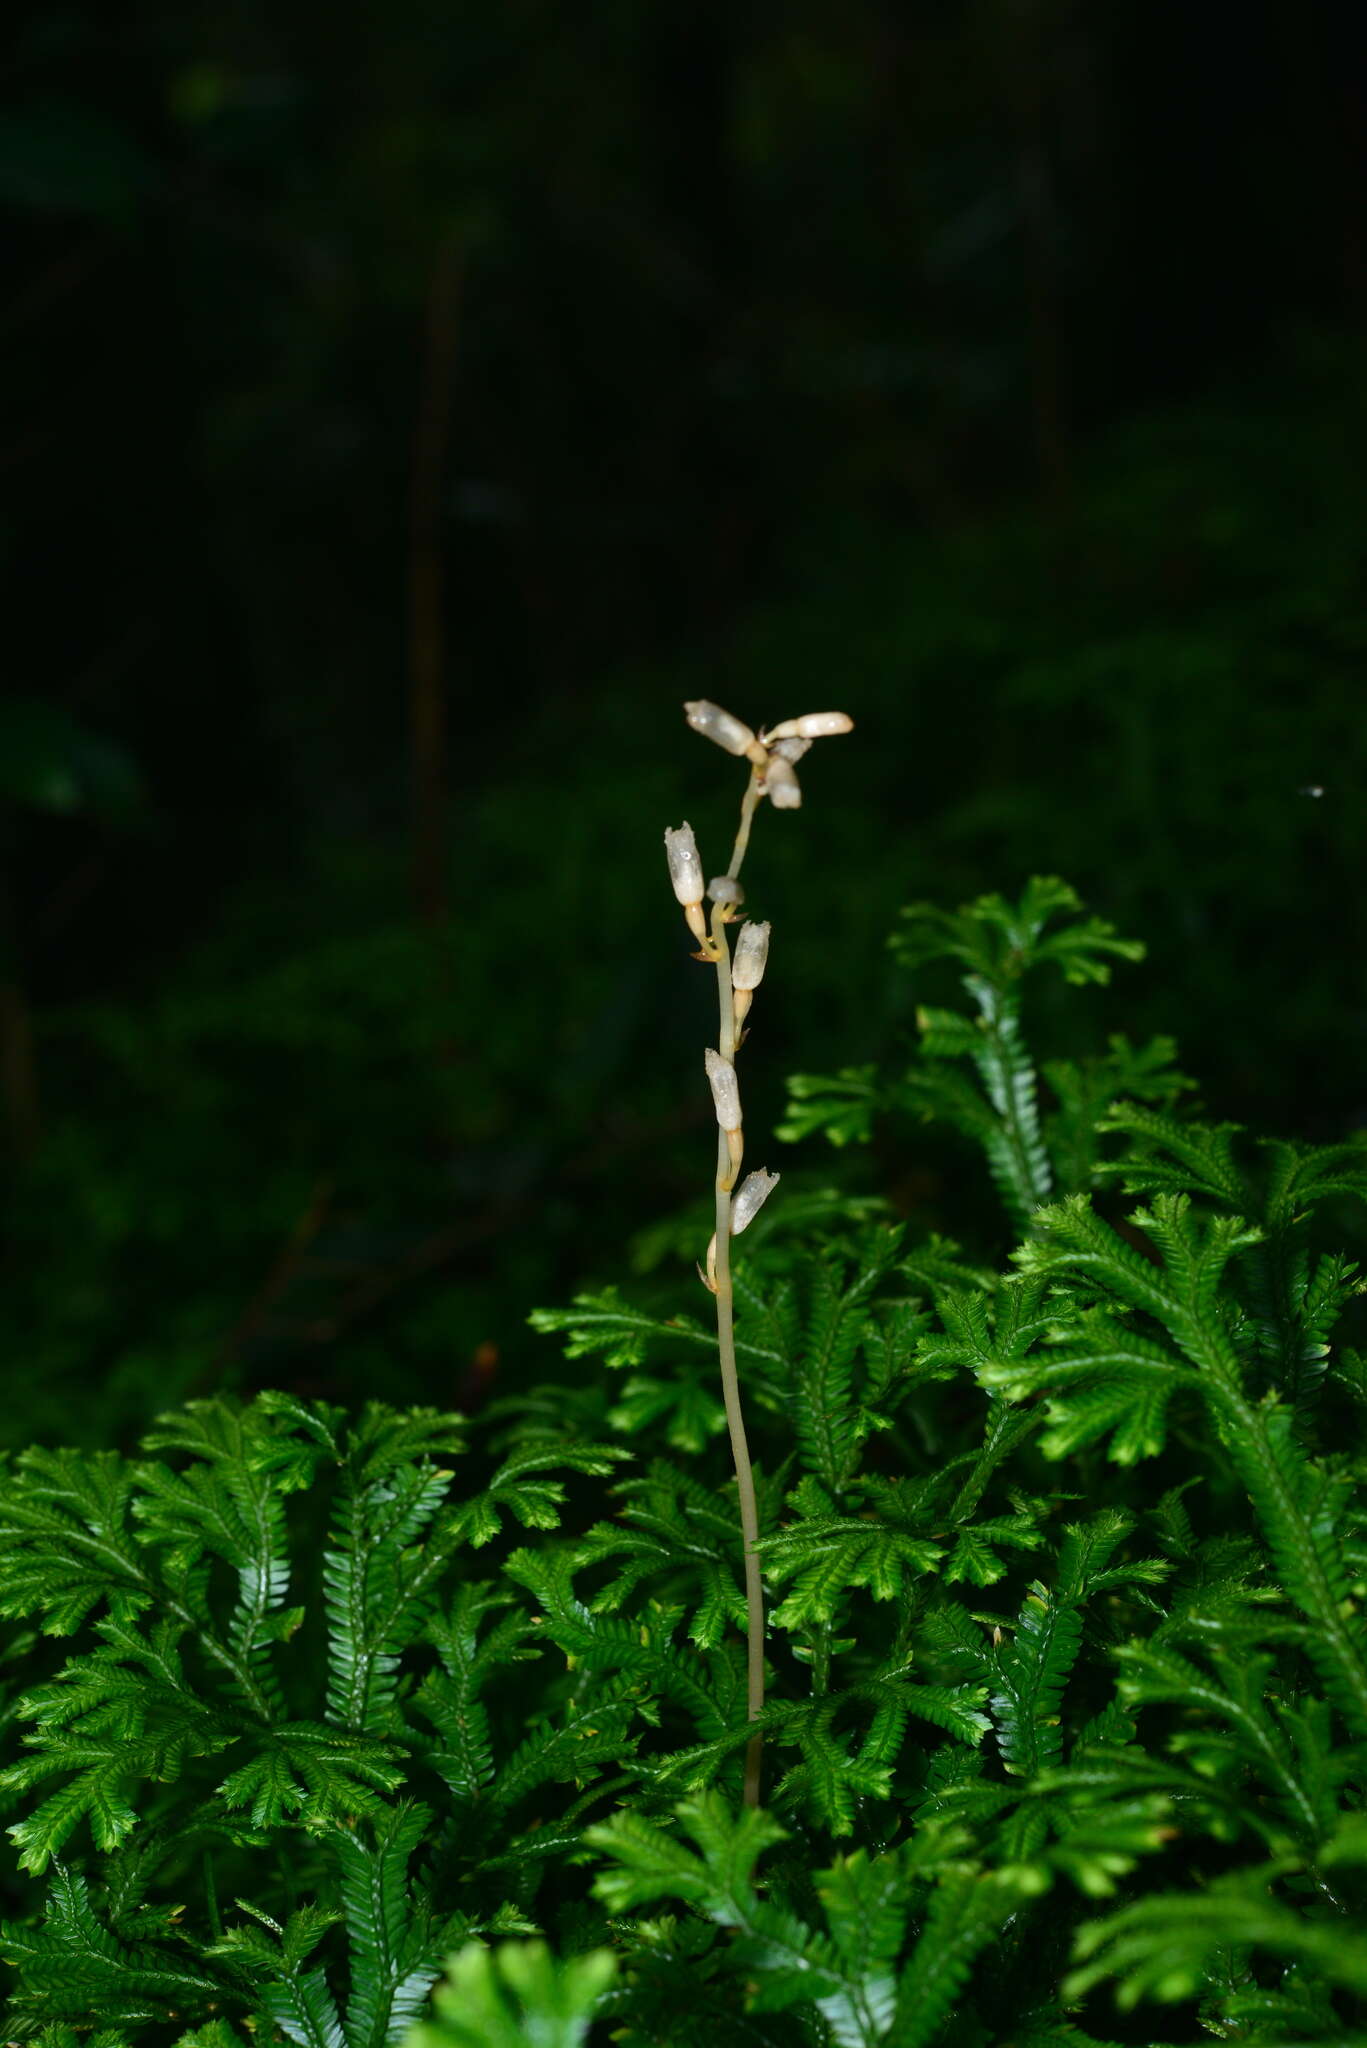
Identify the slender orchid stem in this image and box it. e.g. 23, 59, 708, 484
727, 772, 764, 882
668, 711, 852, 1809
709, 886, 765, 1806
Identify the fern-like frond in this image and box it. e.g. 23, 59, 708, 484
990, 1584, 1084, 1778
324, 1456, 454, 1737
409, 1941, 617, 2048
1258, 1134, 1367, 1231
324, 1430, 621, 1737
588, 1795, 893, 2037
409, 1586, 535, 1809
216, 1721, 405, 1828
0, 1862, 227, 2028
1215, 1398, 1367, 1738
1112, 1640, 1337, 1848
3, 1603, 279, 1873
1095, 1104, 1250, 1207
528, 1287, 785, 1376
487, 1677, 640, 1813
775, 1066, 882, 1147
1042, 1035, 1193, 1197
504, 1547, 728, 1740
888, 1864, 1031, 2048
1064, 1860, 1367, 2012
996, 1192, 1367, 1737
765, 1501, 942, 1631
336, 1802, 452, 2048
0, 1448, 153, 1635
890, 878, 1143, 987
573, 1460, 747, 1649
766, 1672, 989, 1834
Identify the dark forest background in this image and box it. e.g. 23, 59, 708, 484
2, 0, 1365, 1448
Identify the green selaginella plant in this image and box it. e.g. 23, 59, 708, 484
778, 874, 1194, 1229
521, 876, 1367, 2044
2, 858, 1367, 2046
0, 1398, 630, 2039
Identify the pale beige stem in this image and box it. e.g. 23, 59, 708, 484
727, 772, 763, 881
710, 851, 765, 1805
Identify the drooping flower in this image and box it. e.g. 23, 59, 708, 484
764, 755, 802, 809
664, 822, 704, 906
684, 700, 757, 757
766, 711, 854, 742
731, 1167, 779, 1234
704, 1048, 741, 1130
732, 920, 770, 991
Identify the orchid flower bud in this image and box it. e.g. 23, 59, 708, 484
684, 699, 756, 757
665, 821, 711, 948
731, 920, 770, 991
704, 1049, 741, 1130
665, 822, 704, 906
766, 710, 854, 742
708, 874, 745, 907
705, 1047, 745, 1182
731, 918, 770, 1030
731, 1167, 779, 1235
764, 754, 802, 809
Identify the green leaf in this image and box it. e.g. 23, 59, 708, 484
409, 1941, 617, 2048
529, 1287, 783, 1373
991, 1584, 1084, 1778
336, 1803, 448, 2048
0, 1863, 225, 2028
1065, 1863, 1367, 2010
776, 1066, 881, 1147
888, 1865, 1029, 2048
891, 877, 1143, 987
505, 1547, 728, 1739
589, 1792, 785, 1918
604, 1371, 727, 1452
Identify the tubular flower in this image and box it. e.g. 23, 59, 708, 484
731, 920, 770, 991
664, 822, 704, 905
705, 1047, 744, 1182
731, 1167, 779, 1235
665, 822, 710, 947
766, 711, 855, 742
684, 700, 757, 758
764, 754, 802, 809
731, 917, 770, 1030
704, 1049, 741, 1130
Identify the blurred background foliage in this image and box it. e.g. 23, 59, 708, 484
1, 0, 1363, 1446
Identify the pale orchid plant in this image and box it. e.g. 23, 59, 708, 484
664, 699, 854, 1804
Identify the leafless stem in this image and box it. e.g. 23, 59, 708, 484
712, 776, 765, 1805
672, 716, 851, 1803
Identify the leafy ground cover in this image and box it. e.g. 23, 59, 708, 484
2, 873, 1364, 2044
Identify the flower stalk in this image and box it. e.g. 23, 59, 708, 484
664, 701, 853, 1807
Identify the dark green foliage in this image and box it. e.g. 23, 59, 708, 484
0, 1397, 624, 2038
4, 872, 1367, 2045
410, 1940, 617, 2048
507, 876, 1367, 2044
587, 1792, 1028, 2048
783, 878, 1191, 1235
